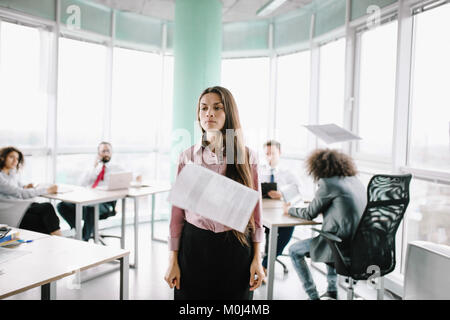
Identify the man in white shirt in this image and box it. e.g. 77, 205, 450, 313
260, 140, 301, 274
57, 142, 136, 241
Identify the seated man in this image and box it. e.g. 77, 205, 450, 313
259, 140, 301, 276
57, 141, 139, 241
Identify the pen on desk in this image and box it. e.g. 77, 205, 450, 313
17, 239, 33, 243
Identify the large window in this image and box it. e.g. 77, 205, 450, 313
0, 22, 49, 147
111, 47, 162, 148
221, 57, 270, 150
57, 37, 108, 148
318, 38, 346, 128
159, 55, 174, 153
275, 51, 310, 155
409, 4, 450, 173
356, 21, 398, 160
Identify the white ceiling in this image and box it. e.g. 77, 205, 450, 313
92, 0, 314, 22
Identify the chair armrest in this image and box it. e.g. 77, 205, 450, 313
311, 228, 342, 243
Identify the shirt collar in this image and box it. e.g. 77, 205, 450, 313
193, 139, 225, 155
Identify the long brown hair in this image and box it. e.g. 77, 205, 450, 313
305, 148, 357, 182
0, 146, 24, 171
197, 86, 255, 247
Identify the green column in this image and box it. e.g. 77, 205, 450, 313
170, 0, 222, 178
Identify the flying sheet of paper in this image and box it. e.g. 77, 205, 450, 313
303, 123, 362, 144
167, 164, 259, 233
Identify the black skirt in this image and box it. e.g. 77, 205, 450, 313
19, 202, 60, 234
174, 221, 254, 300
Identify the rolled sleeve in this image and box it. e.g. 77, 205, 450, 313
250, 159, 263, 243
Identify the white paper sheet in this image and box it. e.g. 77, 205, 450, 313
167, 164, 259, 233
304, 123, 362, 144
0, 247, 31, 264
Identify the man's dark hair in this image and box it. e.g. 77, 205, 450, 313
264, 140, 281, 152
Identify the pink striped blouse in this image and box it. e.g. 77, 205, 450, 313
168, 142, 264, 251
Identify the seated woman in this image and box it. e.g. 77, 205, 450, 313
0, 146, 61, 236
283, 149, 367, 300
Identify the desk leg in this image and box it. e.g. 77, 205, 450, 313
75, 204, 82, 241
134, 197, 139, 268
151, 194, 155, 241
120, 255, 129, 300
41, 281, 56, 300
121, 198, 126, 249
266, 225, 278, 300
94, 204, 100, 244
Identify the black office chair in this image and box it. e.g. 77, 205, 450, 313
313, 173, 412, 300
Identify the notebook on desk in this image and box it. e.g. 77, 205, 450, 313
261, 182, 277, 199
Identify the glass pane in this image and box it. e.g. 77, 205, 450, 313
111, 47, 161, 147
409, 4, 450, 172
56, 153, 96, 185
0, 22, 48, 147
275, 52, 310, 155
160, 55, 174, 152
221, 57, 270, 151
357, 21, 398, 159
318, 38, 345, 128
17, 155, 49, 186
402, 179, 450, 272
57, 37, 107, 147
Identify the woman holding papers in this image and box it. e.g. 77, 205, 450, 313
164, 86, 265, 300
283, 149, 366, 300
0, 146, 61, 236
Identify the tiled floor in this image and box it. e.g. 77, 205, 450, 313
4, 221, 399, 300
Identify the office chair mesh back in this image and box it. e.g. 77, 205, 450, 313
349, 174, 412, 280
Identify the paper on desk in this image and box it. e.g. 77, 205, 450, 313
167, 164, 259, 233
0, 247, 31, 264
304, 123, 362, 144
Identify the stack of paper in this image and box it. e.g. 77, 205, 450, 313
168, 164, 259, 233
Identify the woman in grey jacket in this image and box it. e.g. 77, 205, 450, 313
283, 149, 366, 300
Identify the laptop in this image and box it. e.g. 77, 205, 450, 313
0, 199, 32, 227
280, 184, 303, 206
96, 172, 133, 191
261, 182, 277, 199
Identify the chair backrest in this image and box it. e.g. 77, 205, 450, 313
0, 199, 32, 227
403, 241, 450, 299
349, 174, 412, 279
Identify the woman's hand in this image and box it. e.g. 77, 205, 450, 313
283, 202, 291, 216
24, 183, 34, 189
249, 256, 265, 291
164, 252, 181, 290
267, 190, 282, 200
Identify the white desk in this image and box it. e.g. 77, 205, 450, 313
43, 185, 128, 243
0, 228, 130, 300
262, 199, 321, 300
125, 182, 171, 267
45, 182, 171, 269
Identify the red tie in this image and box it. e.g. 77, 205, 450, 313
92, 164, 106, 189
